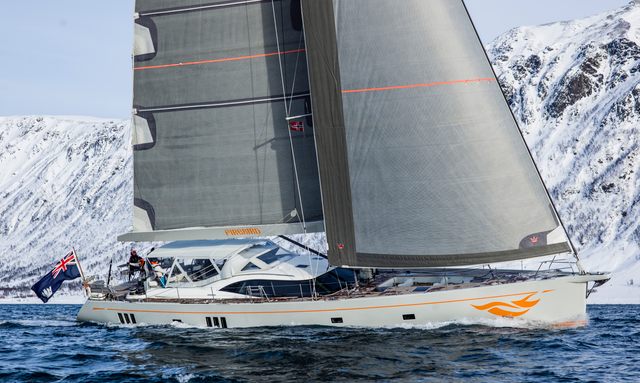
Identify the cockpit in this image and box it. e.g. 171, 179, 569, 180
144, 239, 306, 289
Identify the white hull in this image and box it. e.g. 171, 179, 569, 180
77, 274, 606, 328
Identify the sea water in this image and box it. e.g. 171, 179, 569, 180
0, 304, 638, 382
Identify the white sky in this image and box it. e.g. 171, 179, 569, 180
0, 0, 631, 119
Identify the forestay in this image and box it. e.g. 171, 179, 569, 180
301, 0, 572, 267
121, 0, 323, 241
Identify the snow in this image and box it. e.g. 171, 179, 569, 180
1, 3, 640, 303
0, 116, 137, 300
488, 1, 640, 303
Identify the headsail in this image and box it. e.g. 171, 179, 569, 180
301, 0, 572, 267
121, 0, 323, 241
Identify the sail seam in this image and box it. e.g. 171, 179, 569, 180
134, 48, 306, 71
341, 78, 495, 94
137, 93, 310, 113
138, 0, 279, 17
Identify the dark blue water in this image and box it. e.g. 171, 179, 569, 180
0, 305, 638, 382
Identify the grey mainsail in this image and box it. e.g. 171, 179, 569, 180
301, 0, 572, 267
121, 0, 323, 241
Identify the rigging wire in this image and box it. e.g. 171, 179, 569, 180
271, 0, 307, 234
271, 0, 320, 298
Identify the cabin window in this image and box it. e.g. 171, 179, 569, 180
257, 249, 293, 265
221, 270, 357, 298
403, 314, 416, 320
241, 262, 261, 272
221, 279, 314, 298
172, 258, 219, 282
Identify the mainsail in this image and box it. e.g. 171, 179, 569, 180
301, 0, 572, 267
121, 0, 323, 241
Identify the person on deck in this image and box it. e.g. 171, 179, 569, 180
150, 260, 167, 287
128, 249, 142, 281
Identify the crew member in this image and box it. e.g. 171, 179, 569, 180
128, 249, 142, 280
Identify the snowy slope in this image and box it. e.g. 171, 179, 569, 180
2, 3, 640, 303
0, 116, 133, 299
488, 2, 640, 302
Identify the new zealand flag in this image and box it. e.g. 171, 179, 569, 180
31, 251, 82, 303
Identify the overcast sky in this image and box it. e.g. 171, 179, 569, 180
0, 0, 631, 119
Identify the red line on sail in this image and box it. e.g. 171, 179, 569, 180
341, 78, 495, 94
134, 48, 306, 71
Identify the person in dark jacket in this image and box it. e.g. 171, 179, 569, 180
128, 249, 141, 281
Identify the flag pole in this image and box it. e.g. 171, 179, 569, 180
72, 248, 89, 297
72, 247, 86, 281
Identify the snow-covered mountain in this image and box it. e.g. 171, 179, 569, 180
0, 116, 133, 299
488, 2, 640, 302
1, 2, 640, 303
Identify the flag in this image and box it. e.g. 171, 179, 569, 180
289, 120, 304, 132
31, 251, 82, 303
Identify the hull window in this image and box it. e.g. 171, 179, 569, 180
331, 317, 343, 324
206, 317, 212, 327
402, 314, 416, 320
220, 269, 357, 298
130, 314, 137, 324
117, 313, 125, 324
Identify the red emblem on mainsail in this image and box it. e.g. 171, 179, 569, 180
529, 236, 539, 245
337, 243, 345, 250
289, 121, 304, 132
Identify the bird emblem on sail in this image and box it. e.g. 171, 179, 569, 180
529, 235, 539, 245
471, 293, 541, 317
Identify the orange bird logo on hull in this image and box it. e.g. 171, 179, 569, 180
472, 293, 541, 317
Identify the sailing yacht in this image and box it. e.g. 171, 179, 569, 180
78, 0, 609, 328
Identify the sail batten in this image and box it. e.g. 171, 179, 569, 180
136, 92, 310, 113
301, 0, 572, 267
